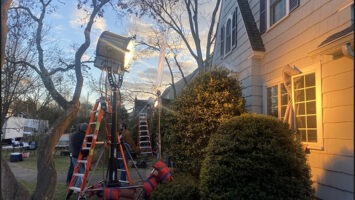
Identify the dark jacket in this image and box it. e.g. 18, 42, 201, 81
69, 130, 86, 158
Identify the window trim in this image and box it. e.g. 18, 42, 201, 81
291, 64, 323, 150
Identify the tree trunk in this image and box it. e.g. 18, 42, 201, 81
32, 102, 80, 199
1, 0, 12, 69
1, 157, 31, 200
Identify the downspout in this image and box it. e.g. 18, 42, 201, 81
342, 42, 354, 58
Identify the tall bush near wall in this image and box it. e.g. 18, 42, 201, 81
164, 69, 245, 177
200, 114, 314, 199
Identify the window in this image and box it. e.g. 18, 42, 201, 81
259, 0, 299, 33
220, 7, 238, 57
266, 83, 289, 119
267, 85, 278, 117
270, 0, 286, 26
266, 66, 323, 149
292, 73, 317, 143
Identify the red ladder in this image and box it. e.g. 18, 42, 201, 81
137, 112, 153, 155
66, 97, 132, 199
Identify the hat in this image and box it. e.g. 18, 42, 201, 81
79, 123, 88, 132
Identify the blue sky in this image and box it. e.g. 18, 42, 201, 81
45, 1, 168, 110
36, 0, 215, 110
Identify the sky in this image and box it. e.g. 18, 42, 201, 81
30, 0, 217, 111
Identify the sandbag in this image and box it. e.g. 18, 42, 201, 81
152, 160, 172, 183
104, 187, 135, 200
143, 175, 159, 198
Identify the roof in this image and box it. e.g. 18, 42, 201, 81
237, 0, 265, 51
161, 69, 199, 100
319, 25, 354, 47
134, 99, 149, 113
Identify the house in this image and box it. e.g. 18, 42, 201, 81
212, 0, 354, 199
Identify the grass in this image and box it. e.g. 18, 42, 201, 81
3, 148, 157, 199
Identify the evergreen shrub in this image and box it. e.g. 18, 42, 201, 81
199, 114, 314, 200
165, 69, 245, 177
150, 173, 199, 200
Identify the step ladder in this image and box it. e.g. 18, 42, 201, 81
66, 97, 132, 199
137, 112, 153, 155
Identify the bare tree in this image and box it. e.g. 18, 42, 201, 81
1, 0, 110, 199
1, 6, 38, 127
119, 0, 221, 73
1, 0, 12, 68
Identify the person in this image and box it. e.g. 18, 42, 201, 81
67, 123, 88, 186
118, 123, 138, 182
11, 138, 20, 152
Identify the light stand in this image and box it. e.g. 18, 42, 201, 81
156, 90, 162, 160
94, 31, 134, 186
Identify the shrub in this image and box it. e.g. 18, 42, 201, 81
150, 173, 200, 200
200, 114, 314, 200
164, 70, 245, 177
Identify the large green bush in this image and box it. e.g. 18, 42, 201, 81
200, 114, 314, 200
151, 173, 199, 200
164, 70, 245, 177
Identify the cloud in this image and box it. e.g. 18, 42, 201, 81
70, 6, 106, 32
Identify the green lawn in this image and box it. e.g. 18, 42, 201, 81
3, 149, 155, 199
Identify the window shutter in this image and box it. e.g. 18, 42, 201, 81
232, 8, 237, 47
220, 26, 225, 56
259, 0, 267, 34
290, 0, 300, 12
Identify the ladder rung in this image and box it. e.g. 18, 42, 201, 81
140, 146, 152, 149
89, 122, 96, 125
86, 134, 94, 137
69, 187, 81, 192
118, 169, 126, 172
78, 160, 88, 164
91, 110, 99, 113
82, 147, 90, 150
140, 135, 149, 138
119, 180, 129, 183
140, 141, 151, 144
74, 173, 85, 177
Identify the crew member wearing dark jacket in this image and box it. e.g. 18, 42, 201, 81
67, 123, 88, 187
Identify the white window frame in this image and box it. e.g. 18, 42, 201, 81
291, 64, 323, 150
266, 0, 290, 29
263, 64, 323, 150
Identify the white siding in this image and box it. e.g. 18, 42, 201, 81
213, 0, 354, 199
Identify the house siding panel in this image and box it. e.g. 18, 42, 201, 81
308, 153, 354, 176
323, 122, 353, 140
311, 167, 354, 195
